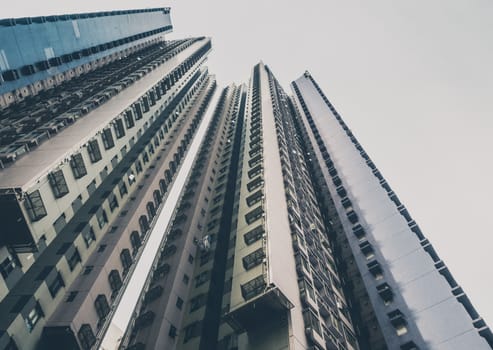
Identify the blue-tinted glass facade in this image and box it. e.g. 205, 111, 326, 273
0, 8, 172, 94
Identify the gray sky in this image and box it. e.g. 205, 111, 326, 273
5, 0, 493, 327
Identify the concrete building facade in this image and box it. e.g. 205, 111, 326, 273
0, 8, 217, 350
0, 6, 491, 350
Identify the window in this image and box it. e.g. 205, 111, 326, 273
100, 167, 108, 181
190, 293, 207, 312
70, 153, 87, 179
124, 110, 135, 129
87, 180, 96, 196
246, 189, 263, 207
183, 274, 190, 285
341, 197, 352, 209
109, 194, 119, 212
188, 254, 194, 264
48, 272, 65, 298
359, 240, 374, 260
0, 256, 18, 279
82, 227, 96, 247
114, 118, 125, 138
169, 325, 177, 339
118, 181, 128, 197
121, 145, 128, 157
368, 260, 383, 279
161, 245, 177, 260
83, 266, 93, 275
400, 341, 419, 350
148, 90, 156, 105
147, 202, 156, 219
135, 310, 155, 329
195, 271, 210, 287
183, 321, 202, 343
248, 164, 262, 179
249, 145, 262, 158
241, 275, 266, 300
336, 185, 347, 198
24, 190, 47, 221
108, 269, 122, 296
153, 263, 170, 282
242, 248, 265, 270
245, 206, 264, 225
110, 154, 118, 168
145, 285, 164, 303
87, 139, 102, 163
244, 225, 265, 245
130, 231, 141, 255
135, 160, 143, 173
159, 179, 167, 195
66, 291, 78, 302
139, 215, 149, 234
248, 154, 262, 168
78, 324, 96, 350
302, 308, 321, 336
53, 214, 67, 235
388, 309, 408, 336
94, 294, 110, 320
25, 302, 43, 332
120, 249, 132, 274
168, 228, 182, 242
176, 297, 184, 310
299, 278, 316, 301
246, 177, 263, 192
101, 128, 114, 149
134, 102, 143, 120
377, 282, 394, 304
332, 175, 342, 187
347, 209, 358, 224
142, 96, 150, 112
96, 210, 108, 229
153, 190, 162, 206
352, 224, 365, 239
68, 248, 81, 271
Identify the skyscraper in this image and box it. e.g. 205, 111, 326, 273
0, 7, 491, 350
291, 73, 493, 350
0, 8, 216, 350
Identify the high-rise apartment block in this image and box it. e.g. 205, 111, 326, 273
0, 7, 491, 350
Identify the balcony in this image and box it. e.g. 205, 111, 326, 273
318, 298, 330, 318
325, 334, 339, 350
305, 326, 325, 349
0, 192, 37, 252
226, 285, 293, 332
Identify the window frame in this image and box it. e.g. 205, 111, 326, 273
101, 128, 115, 150
70, 153, 87, 179
48, 169, 69, 198
24, 190, 47, 222
87, 139, 102, 163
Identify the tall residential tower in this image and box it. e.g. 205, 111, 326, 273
0, 7, 490, 350
0, 8, 218, 350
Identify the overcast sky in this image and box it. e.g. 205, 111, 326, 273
5, 0, 493, 327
